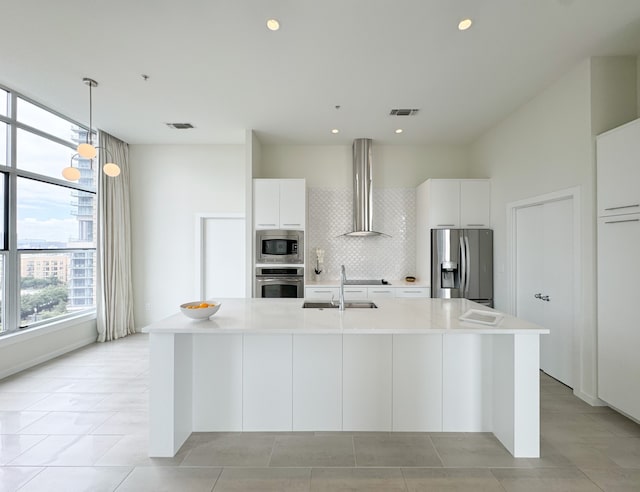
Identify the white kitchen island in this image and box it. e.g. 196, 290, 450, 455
142, 298, 548, 458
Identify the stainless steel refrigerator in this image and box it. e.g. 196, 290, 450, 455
431, 229, 493, 307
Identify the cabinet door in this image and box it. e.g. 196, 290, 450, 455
393, 335, 442, 431
243, 334, 292, 430
343, 335, 392, 431
293, 335, 342, 431
343, 287, 367, 300
279, 179, 306, 229
442, 334, 492, 431
395, 287, 429, 298
305, 287, 339, 299
254, 179, 280, 229
460, 180, 490, 228
597, 214, 640, 420
597, 119, 640, 217
367, 287, 395, 299
428, 180, 460, 228
192, 334, 242, 431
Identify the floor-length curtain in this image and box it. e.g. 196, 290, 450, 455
97, 131, 135, 342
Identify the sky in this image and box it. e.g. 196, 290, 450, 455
2, 93, 96, 244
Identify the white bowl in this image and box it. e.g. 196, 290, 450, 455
180, 301, 221, 320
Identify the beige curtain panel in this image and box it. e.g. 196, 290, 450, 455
97, 131, 135, 342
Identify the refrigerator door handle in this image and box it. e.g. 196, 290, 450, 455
459, 236, 466, 294
464, 235, 471, 296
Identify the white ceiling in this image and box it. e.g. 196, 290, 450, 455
2, 0, 640, 146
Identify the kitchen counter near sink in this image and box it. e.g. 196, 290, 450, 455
142, 298, 548, 460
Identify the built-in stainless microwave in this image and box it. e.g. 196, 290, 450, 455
256, 229, 304, 264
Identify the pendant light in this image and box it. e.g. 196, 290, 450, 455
62, 77, 121, 181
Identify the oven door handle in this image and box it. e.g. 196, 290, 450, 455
256, 278, 302, 283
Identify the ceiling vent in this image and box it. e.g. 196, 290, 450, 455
166, 123, 195, 129
389, 108, 419, 116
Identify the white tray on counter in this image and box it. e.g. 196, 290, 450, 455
459, 309, 503, 326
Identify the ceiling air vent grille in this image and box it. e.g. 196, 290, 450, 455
389, 109, 419, 116
166, 123, 195, 129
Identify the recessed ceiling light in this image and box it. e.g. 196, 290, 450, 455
266, 18, 280, 31
458, 18, 473, 31
395, 129, 403, 134
331, 128, 339, 134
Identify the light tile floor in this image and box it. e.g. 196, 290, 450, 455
1, 333, 639, 491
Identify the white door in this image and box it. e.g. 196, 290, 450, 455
203, 217, 246, 298
516, 198, 573, 387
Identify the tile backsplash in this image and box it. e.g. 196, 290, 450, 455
307, 187, 416, 282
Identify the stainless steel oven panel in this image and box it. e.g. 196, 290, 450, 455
256, 229, 304, 264
254, 267, 304, 298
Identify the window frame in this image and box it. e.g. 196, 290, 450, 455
0, 83, 98, 336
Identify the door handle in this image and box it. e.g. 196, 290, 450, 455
534, 293, 542, 299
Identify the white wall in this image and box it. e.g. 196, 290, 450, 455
469, 56, 638, 403
130, 144, 246, 327
260, 144, 470, 188
590, 56, 638, 135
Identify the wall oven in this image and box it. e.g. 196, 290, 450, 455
254, 267, 304, 298
256, 229, 304, 264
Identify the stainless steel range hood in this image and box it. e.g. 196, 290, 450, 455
343, 138, 388, 237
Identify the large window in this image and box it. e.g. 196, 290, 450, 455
0, 84, 97, 335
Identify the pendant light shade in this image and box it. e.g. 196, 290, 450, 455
103, 162, 121, 177
62, 165, 81, 181
63, 77, 121, 181
77, 142, 97, 159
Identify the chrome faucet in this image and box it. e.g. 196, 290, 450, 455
339, 264, 346, 311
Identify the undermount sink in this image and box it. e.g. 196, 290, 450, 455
302, 301, 378, 309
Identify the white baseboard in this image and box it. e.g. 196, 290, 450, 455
0, 335, 96, 380
575, 389, 607, 407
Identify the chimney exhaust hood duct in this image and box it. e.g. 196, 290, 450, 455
343, 138, 388, 237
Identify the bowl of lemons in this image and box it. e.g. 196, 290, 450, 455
180, 301, 221, 320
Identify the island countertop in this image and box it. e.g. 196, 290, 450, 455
142, 297, 548, 335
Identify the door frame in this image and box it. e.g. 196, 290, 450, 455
506, 187, 582, 388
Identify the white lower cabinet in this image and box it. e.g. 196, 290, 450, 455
305, 286, 429, 299
343, 287, 368, 300
367, 287, 395, 298
392, 335, 443, 431
343, 335, 392, 430
243, 334, 292, 431
395, 287, 429, 298
192, 334, 243, 431
304, 287, 339, 300
292, 335, 342, 431
442, 334, 492, 432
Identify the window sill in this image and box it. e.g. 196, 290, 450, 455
0, 311, 97, 348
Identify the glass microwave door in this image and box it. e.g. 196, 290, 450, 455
262, 238, 298, 256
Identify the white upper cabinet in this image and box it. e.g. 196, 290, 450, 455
279, 179, 306, 229
597, 118, 640, 218
421, 179, 491, 229
428, 179, 460, 227
254, 179, 306, 230
460, 180, 491, 228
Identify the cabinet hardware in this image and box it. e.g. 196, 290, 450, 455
534, 293, 542, 299
604, 204, 639, 211
541, 295, 550, 302
604, 219, 639, 224
437, 224, 456, 227
282, 223, 301, 227
466, 224, 485, 227
259, 223, 277, 227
